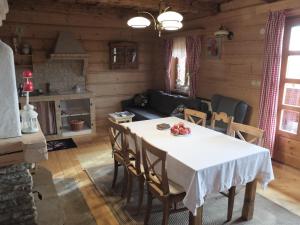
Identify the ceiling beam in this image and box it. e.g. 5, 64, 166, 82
69, 0, 219, 14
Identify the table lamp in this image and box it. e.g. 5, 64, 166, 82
20, 70, 39, 133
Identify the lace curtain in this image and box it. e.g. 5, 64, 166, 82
172, 37, 187, 87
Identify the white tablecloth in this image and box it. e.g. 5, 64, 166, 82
123, 117, 274, 215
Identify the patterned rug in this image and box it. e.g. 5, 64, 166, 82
47, 138, 77, 152
81, 149, 300, 225
33, 166, 96, 225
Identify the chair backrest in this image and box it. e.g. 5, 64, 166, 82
211, 112, 234, 133
108, 119, 127, 156
141, 138, 169, 196
184, 108, 207, 127
124, 128, 142, 174
228, 122, 264, 146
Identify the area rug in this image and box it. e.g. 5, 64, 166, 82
33, 166, 96, 225
47, 138, 77, 152
82, 150, 300, 225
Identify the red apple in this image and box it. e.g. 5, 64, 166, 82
179, 128, 187, 135
186, 127, 191, 134
172, 128, 179, 135
178, 122, 185, 128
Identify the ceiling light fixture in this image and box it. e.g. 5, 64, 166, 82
127, 1, 183, 37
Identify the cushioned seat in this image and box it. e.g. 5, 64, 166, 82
125, 107, 166, 121
209, 94, 249, 132
121, 90, 209, 121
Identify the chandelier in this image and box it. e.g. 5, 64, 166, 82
127, 1, 183, 37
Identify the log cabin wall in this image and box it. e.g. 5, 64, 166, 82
0, 0, 159, 135
169, 0, 300, 168
160, 0, 300, 128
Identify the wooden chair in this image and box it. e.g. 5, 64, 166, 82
108, 119, 128, 197
124, 128, 144, 214
184, 108, 207, 127
142, 138, 187, 225
225, 122, 264, 221
211, 112, 234, 134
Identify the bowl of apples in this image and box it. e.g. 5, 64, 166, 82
170, 122, 191, 136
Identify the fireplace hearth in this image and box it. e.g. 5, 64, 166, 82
0, 163, 37, 225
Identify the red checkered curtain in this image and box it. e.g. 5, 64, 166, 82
186, 36, 201, 98
258, 11, 286, 155
164, 39, 173, 93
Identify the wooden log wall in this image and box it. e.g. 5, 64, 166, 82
163, 0, 300, 168
0, 1, 159, 136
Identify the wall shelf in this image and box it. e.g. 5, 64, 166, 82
61, 125, 92, 137
61, 109, 90, 118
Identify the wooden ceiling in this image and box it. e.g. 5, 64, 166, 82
56, 0, 231, 15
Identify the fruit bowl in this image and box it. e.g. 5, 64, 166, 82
170, 122, 191, 136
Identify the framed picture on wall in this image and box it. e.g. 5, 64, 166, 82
206, 37, 222, 59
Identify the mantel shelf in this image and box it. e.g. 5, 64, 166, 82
0, 124, 47, 167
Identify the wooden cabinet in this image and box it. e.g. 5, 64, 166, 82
59, 98, 95, 137
109, 41, 138, 69
19, 91, 96, 140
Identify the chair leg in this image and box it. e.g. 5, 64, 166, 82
162, 200, 170, 225
137, 175, 144, 215
121, 165, 128, 198
227, 186, 236, 222
126, 173, 133, 203
144, 191, 153, 225
111, 159, 119, 189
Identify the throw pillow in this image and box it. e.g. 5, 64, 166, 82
133, 94, 148, 108
171, 104, 186, 118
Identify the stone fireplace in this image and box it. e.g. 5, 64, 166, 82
0, 163, 37, 225
0, 128, 47, 225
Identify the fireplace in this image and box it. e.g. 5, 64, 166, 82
0, 163, 37, 225
0, 127, 47, 224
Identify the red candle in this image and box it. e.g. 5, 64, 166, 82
22, 70, 33, 78
23, 80, 34, 92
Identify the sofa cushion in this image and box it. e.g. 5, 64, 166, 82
234, 102, 248, 123
174, 96, 202, 111
217, 97, 239, 118
211, 95, 222, 112
148, 90, 178, 115
124, 107, 165, 121
211, 94, 249, 124
148, 90, 164, 111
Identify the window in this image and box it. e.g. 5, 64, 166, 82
278, 18, 300, 136
171, 37, 188, 92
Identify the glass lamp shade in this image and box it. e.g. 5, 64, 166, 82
157, 11, 183, 31
127, 17, 151, 28
161, 21, 183, 30
23, 80, 34, 92
22, 70, 33, 78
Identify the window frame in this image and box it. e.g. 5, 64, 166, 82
170, 37, 189, 94
277, 17, 300, 139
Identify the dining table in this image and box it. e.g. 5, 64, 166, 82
122, 117, 274, 225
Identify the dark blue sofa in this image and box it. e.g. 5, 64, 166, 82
121, 91, 249, 130
121, 90, 209, 121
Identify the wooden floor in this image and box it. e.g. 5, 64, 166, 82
39, 134, 300, 225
